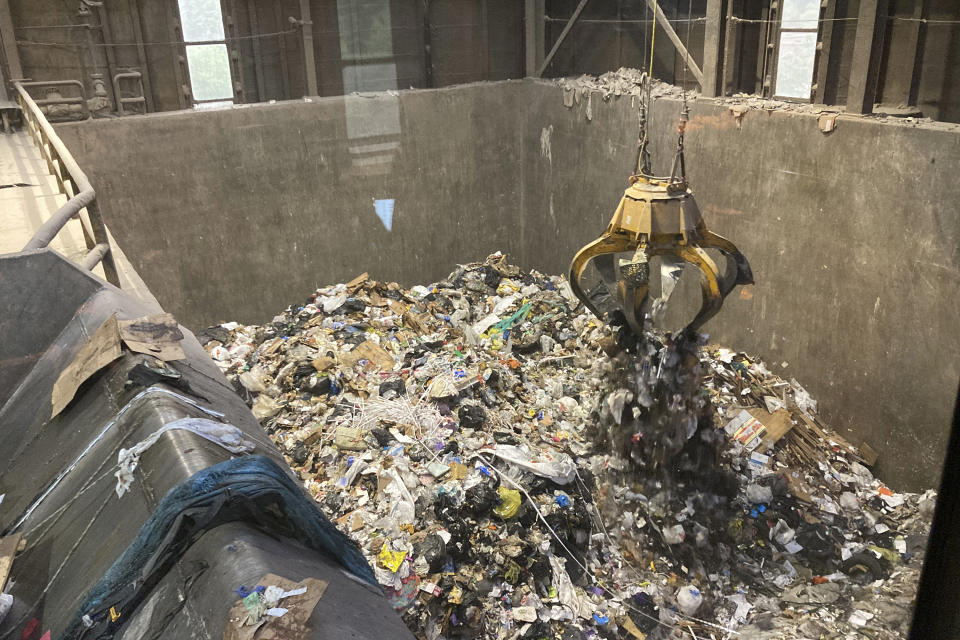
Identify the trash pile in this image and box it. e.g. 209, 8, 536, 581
202, 253, 932, 640
557, 67, 960, 131
557, 68, 688, 122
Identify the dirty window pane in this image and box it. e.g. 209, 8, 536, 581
178, 0, 226, 42
775, 32, 817, 99
781, 0, 819, 30
343, 63, 398, 93
186, 44, 233, 101
194, 100, 233, 110
337, 0, 394, 61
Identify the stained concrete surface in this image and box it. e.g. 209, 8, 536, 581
57, 82, 528, 328
55, 79, 960, 491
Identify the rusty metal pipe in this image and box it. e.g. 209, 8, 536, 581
80, 242, 110, 271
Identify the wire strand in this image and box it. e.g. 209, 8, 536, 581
545, 16, 707, 24
543, 14, 960, 26
475, 453, 741, 637
15, 27, 299, 49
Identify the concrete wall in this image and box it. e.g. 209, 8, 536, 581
57, 79, 960, 491
58, 82, 528, 326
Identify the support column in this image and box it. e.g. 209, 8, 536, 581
701, 0, 723, 96
905, 0, 927, 107
813, 0, 837, 104
0, 0, 23, 81
846, 0, 888, 115
524, 0, 544, 77
299, 0, 318, 96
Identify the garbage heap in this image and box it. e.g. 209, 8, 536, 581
202, 253, 934, 640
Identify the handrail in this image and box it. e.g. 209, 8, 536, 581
112, 71, 146, 116
13, 80, 120, 287
19, 79, 90, 121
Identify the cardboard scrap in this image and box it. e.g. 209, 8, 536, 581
859, 441, 879, 466
620, 614, 647, 639
311, 356, 335, 372
346, 272, 370, 292
334, 426, 366, 451
224, 574, 327, 640
51, 315, 123, 419
402, 311, 431, 335
748, 407, 795, 444
302, 424, 326, 447
0, 533, 22, 592
724, 410, 766, 451
117, 313, 185, 361
340, 340, 395, 371
449, 462, 469, 480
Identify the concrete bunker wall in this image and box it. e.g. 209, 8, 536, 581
56, 80, 960, 491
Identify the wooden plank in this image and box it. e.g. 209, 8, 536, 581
846, 0, 889, 114
701, 0, 723, 96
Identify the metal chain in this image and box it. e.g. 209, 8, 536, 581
669, 0, 694, 184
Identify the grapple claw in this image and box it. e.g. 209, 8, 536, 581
568, 177, 752, 336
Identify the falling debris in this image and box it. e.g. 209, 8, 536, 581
203, 253, 932, 640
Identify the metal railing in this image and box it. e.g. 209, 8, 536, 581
112, 71, 146, 116
14, 80, 120, 286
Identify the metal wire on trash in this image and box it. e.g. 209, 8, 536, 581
473, 452, 741, 638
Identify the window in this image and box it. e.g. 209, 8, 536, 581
178, 0, 234, 108
773, 0, 819, 100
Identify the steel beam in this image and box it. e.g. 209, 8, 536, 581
537, 0, 590, 77
299, 0, 318, 96
421, 0, 434, 88
813, 0, 837, 104
905, 0, 927, 107
644, 0, 703, 86
0, 0, 22, 81
846, 0, 888, 115
725, 0, 740, 95
246, 0, 266, 101
524, 0, 544, 76
128, 0, 154, 112
701, 0, 723, 96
